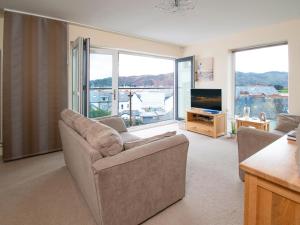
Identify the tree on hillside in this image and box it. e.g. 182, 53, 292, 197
89, 108, 111, 118
274, 85, 284, 90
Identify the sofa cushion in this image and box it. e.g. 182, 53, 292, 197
120, 132, 141, 143
275, 114, 300, 133
124, 131, 176, 150
73, 116, 96, 139
61, 109, 82, 129
86, 122, 124, 157
98, 117, 128, 133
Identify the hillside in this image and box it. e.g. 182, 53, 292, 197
90, 73, 174, 88
90, 71, 288, 89
236, 71, 288, 87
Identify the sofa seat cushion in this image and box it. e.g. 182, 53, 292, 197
124, 131, 176, 150
86, 122, 124, 157
120, 132, 141, 143
61, 109, 82, 129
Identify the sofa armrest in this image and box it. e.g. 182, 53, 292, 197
237, 127, 281, 181
275, 113, 300, 133
91, 134, 189, 225
97, 116, 128, 133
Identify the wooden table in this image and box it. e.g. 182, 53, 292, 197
236, 117, 270, 131
240, 136, 300, 225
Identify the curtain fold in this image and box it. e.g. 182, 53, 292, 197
3, 11, 68, 161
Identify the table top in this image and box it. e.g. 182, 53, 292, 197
236, 117, 270, 124
240, 136, 300, 192
186, 108, 225, 117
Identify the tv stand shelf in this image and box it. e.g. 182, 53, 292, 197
186, 109, 226, 138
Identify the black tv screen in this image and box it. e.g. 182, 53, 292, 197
191, 89, 222, 111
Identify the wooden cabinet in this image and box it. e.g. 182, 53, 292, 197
186, 109, 226, 138
240, 137, 300, 225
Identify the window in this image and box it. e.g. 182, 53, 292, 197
118, 53, 175, 126
87, 49, 175, 127
234, 44, 288, 128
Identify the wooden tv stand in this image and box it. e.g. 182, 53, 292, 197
186, 109, 226, 138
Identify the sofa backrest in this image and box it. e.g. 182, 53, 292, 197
60, 109, 103, 162
60, 109, 124, 158
275, 113, 300, 133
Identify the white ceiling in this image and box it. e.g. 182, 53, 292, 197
1, 0, 300, 46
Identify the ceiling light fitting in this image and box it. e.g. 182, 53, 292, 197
155, 0, 197, 13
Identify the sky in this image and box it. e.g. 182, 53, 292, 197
90, 45, 288, 80
90, 54, 113, 81
235, 45, 288, 73
90, 53, 174, 80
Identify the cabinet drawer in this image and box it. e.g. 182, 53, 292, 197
187, 124, 213, 135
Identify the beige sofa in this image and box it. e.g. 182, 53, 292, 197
237, 113, 300, 181
59, 109, 189, 225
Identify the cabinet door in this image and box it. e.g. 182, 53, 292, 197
244, 174, 300, 225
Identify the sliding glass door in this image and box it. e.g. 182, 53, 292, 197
71, 37, 90, 116
175, 56, 195, 120
89, 48, 118, 118
71, 41, 176, 126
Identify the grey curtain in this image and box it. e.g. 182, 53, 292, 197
3, 11, 68, 161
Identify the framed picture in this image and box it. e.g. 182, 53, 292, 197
197, 57, 214, 81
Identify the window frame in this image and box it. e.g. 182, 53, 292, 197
231, 42, 289, 122
175, 56, 195, 120
89, 48, 118, 117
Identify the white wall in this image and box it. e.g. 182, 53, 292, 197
68, 24, 183, 57
184, 19, 300, 117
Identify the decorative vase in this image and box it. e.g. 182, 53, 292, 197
243, 106, 251, 120
259, 112, 266, 121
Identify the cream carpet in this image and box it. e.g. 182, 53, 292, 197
0, 124, 243, 225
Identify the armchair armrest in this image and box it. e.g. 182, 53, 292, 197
237, 127, 281, 181
91, 134, 189, 225
97, 116, 128, 133
275, 113, 300, 133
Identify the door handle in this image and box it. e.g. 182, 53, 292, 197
113, 89, 116, 101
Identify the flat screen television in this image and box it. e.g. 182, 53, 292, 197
191, 89, 222, 111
